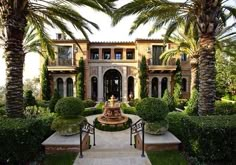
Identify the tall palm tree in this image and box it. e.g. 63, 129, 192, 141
113, 0, 236, 115
0, 0, 116, 118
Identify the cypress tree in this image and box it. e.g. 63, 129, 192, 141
76, 58, 85, 100
41, 57, 51, 100
139, 56, 148, 99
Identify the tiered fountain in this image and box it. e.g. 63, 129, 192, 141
97, 95, 128, 126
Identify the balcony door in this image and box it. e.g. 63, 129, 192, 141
152, 45, 164, 65
58, 46, 72, 66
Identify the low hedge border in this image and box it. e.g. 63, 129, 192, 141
167, 112, 236, 163
0, 116, 54, 164
82, 107, 103, 116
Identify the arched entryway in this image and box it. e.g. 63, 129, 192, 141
152, 77, 158, 97
91, 76, 98, 101
104, 69, 122, 101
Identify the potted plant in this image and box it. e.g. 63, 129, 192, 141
51, 97, 87, 136
136, 97, 169, 135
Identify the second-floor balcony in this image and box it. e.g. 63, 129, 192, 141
49, 58, 74, 66
148, 58, 176, 72
47, 58, 77, 72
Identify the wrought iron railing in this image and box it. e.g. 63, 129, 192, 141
130, 119, 145, 157
79, 121, 95, 158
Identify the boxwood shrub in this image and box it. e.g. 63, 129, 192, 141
136, 97, 168, 122
0, 116, 54, 164
55, 97, 84, 118
167, 112, 236, 163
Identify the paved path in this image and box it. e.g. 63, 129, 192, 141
73, 114, 152, 165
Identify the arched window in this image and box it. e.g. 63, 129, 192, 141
57, 78, 64, 97
151, 78, 158, 97
128, 76, 134, 100
182, 78, 187, 92
67, 78, 73, 96
161, 77, 168, 97
91, 77, 98, 101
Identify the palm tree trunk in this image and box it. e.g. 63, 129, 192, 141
197, 0, 220, 116
198, 36, 216, 115
3, 3, 27, 118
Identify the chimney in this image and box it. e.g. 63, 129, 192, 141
56, 33, 62, 40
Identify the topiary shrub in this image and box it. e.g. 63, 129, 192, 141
136, 97, 169, 135
52, 97, 86, 136
83, 99, 96, 108
55, 97, 85, 118
24, 90, 37, 108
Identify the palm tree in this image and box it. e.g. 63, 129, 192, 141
160, 25, 199, 93
113, 0, 236, 115
0, 0, 116, 118
160, 22, 236, 94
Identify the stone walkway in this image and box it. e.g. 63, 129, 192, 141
73, 114, 152, 165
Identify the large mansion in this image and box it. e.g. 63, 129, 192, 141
44, 35, 191, 101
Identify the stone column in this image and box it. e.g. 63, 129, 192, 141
122, 66, 128, 102
158, 77, 162, 98
134, 74, 139, 99
63, 77, 67, 97
99, 48, 102, 60
149, 77, 152, 97
72, 75, 76, 97
168, 77, 171, 92
97, 66, 103, 101
111, 48, 115, 60
123, 48, 126, 60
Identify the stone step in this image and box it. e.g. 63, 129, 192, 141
73, 150, 151, 165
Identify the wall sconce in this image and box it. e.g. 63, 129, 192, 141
147, 46, 151, 53
74, 47, 78, 53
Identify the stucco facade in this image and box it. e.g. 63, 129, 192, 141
45, 38, 191, 101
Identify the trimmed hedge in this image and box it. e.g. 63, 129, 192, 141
167, 112, 236, 163
214, 101, 236, 115
122, 107, 137, 115
128, 99, 140, 107
82, 107, 103, 116
83, 99, 96, 108
0, 116, 54, 163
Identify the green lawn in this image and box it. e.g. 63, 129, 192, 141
43, 152, 77, 165
147, 150, 188, 165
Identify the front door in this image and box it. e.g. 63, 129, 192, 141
104, 69, 122, 101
